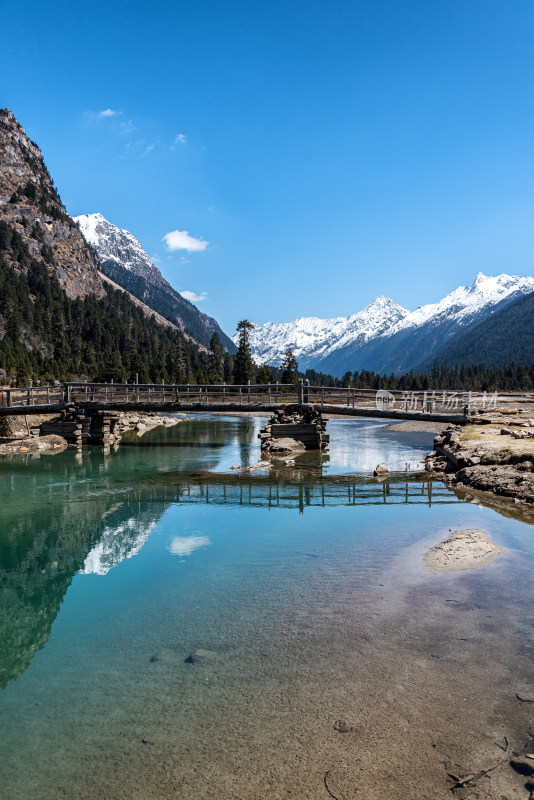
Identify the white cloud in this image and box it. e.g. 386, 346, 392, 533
85, 109, 121, 120
180, 290, 208, 303
174, 133, 187, 144
162, 229, 209, 252
168, 535, 210, 557
151, 253, 161, 263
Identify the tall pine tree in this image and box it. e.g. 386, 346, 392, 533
233, 320, 256, 384
281, 347, 299, 384
208, 332, 224, 383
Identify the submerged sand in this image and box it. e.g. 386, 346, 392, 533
425, 528, 506, 573
2, 522, 533, 800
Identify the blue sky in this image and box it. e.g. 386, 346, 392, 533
3, 0, 534, 335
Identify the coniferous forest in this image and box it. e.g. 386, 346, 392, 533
0, 221, 216, 385
313, 362, 534, 392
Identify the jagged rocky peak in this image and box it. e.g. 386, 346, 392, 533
75, 212, 167, 288
0, 109, 103, 299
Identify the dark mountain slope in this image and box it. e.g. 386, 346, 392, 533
417, 291, 534, 370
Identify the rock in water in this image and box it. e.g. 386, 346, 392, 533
184, 649, 218, 665
267, 438, 306, 454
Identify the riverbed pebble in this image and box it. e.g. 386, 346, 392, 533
516, 692, 534, 703
184, 649, 218, 665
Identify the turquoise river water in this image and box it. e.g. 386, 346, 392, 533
0, 416, 533, 800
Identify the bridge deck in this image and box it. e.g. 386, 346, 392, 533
0, 382, 531, 422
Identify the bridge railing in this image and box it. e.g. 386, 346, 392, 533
1, 381, 534, 415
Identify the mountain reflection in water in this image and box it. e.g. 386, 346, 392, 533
0, 415, 452, 687
0, 471, 461, 688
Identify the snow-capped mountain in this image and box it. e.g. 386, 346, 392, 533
243, 296, 409, 366
74, 213, 236, 352
76, 212, 167, 288
245, 273, 534, 377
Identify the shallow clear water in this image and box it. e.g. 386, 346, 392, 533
0, 416, 532, 799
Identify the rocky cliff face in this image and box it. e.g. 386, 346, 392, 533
0, 109, 103, 299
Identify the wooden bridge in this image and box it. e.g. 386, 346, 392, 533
0, 381, 531, 422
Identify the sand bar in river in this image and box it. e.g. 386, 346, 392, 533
425, 528, 505, 572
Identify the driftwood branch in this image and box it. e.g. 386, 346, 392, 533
324, 770, 344, 800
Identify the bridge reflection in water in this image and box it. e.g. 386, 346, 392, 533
172, 476, 460, 512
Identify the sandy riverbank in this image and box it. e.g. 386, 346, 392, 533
383, 420, 446, 433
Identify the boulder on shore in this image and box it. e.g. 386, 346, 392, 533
373, 464, 389, 476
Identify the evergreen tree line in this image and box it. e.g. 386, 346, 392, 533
306, 362, 534, 392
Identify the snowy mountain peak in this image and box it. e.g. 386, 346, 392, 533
242, 296, 408, 367
74, 212, 166, 287
246, 272, 534, 375
385, 272, 534, 335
